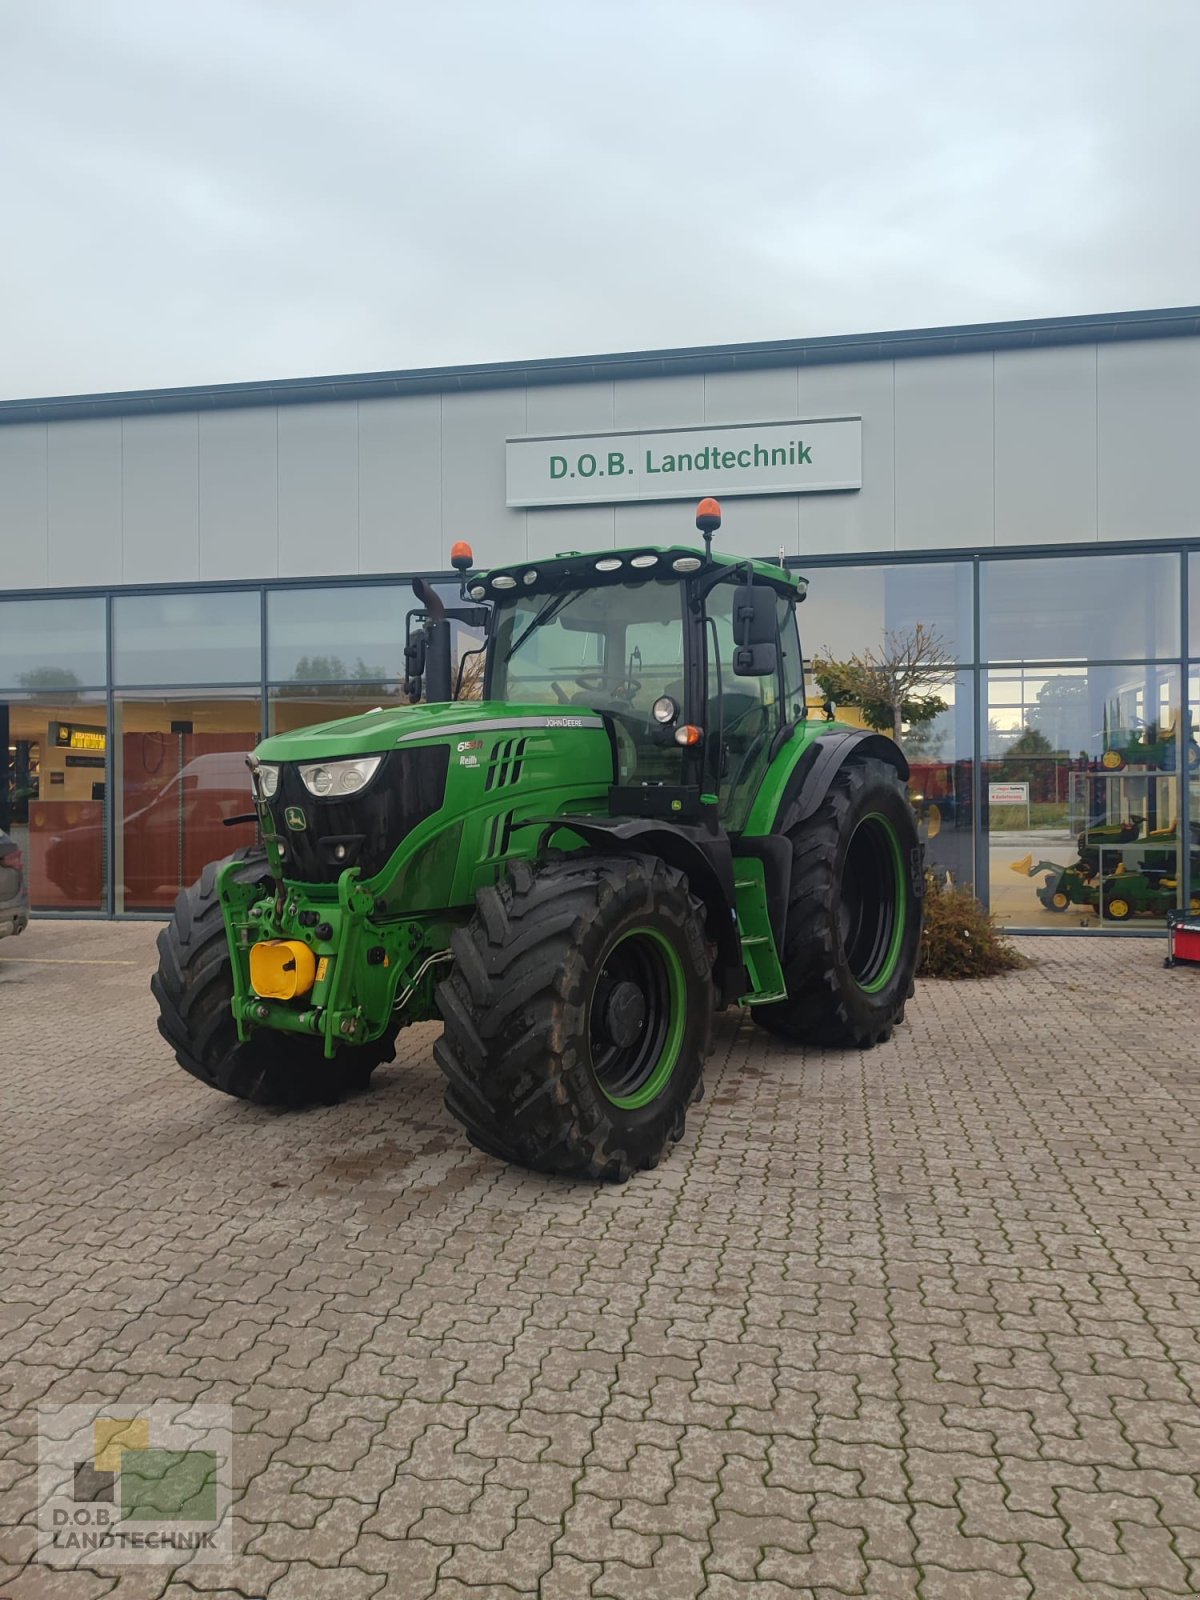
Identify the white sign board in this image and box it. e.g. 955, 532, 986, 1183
506, 417, 862, 508
988, 783, 1030, 806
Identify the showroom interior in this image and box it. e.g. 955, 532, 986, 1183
1, 306, 1198, 929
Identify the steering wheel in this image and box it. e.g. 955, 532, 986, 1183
574, 673, 642, 704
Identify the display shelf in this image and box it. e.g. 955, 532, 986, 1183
1068, 768, 1178, 839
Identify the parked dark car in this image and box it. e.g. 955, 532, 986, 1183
0, 829, 29, 938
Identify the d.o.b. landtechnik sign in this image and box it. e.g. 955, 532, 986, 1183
506, 418, 861, 508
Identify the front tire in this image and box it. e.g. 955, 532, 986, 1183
434, 854, 713, 1181
151, 849, 395, 1106
754, 757, 922, 1048
1102, 892, 1133, 922
1038, 881, 1071, 912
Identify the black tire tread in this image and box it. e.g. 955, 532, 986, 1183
435, 853, 712, 1181
754, 757, 922, 1049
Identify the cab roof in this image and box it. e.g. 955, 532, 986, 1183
472, 545, 806, 601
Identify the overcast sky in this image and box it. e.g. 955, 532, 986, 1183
2, 0, 1197, 399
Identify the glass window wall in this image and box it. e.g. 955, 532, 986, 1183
1189, 663, 1200, 914
0, 596, 106, 691
907, 672, 976, 893
986, 665, 1184, 929
1, 544, 1197, 923
800, 561, 973, 663
981, 551, 1179, 663
114, 693, 260, 913
267, 584, 406, 685
269, 684, 405, 736
1, 691, 108, 911
113, 591, 260, 686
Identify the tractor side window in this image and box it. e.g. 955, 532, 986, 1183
778, 597, 805, 720
623, 615, 685, 715
706, 581, 782, 830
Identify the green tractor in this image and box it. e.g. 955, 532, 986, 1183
152, 499, 923, 1180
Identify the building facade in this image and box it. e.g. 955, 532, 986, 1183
2, 307, 1198, 928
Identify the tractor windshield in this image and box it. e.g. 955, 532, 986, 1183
489, 579, 687, 785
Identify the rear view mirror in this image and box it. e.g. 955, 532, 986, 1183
404, 633, 427, 681
732, 583, 778, 677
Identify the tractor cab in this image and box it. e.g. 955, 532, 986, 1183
407, 502, 808, 832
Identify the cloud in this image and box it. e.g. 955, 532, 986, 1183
1, 0, 1197, 395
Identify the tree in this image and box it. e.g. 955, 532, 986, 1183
812, 623, 955, 745
16, 666, 82, 692
1001, 726, 1056, 802
289, 655, 387, 683
454, 647, 486, 701
283, 656, 390, 696
1030, 675, 1088, 753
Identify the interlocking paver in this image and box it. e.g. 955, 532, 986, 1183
4, 922, 1200, 1597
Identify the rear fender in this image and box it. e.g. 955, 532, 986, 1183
775, 730, 909, 831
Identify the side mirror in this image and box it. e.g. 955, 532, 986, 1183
731, 582, 778, 678
403, 631, 427, 699
404, 633, 427, 680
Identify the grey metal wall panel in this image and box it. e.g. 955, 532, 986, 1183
0, 424, 49, 587
1098, 339, 1200, 541
895, 354, 994, 550
796, 361, 896, 556
198, 408, 278, 580
47, 419, 122, 586
710, 495, 799, 560
613, 498, 703, 548
121, 414, 200, 582
10, 332, 1200, 596
441, 388, 527, 566
525, 381, 615, 436
527, 504, 616, 560
994, 346, 1097, 546
613, 374, 705, 430
358, 395, 442, 574
620, 496, 800, 566
703, 367, 799, 425
277, 401, 359, 578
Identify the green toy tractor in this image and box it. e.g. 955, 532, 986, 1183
152, 499, 923, 1180
1014, 817, 1200, 920
1098, 720, 1200, 773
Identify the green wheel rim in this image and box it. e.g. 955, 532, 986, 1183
840, 811, 907, 994
589, 927, 686, 1110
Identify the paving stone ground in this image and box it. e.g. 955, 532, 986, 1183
1, 921, 1199, 1599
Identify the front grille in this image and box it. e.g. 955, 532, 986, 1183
267, 746, 450, 883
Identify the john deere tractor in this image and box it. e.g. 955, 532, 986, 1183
152, 499, 922, 1180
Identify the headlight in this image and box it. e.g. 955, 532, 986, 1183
652, 695, 679, 725
254, 763, 280, 799
298, 755, 383, 798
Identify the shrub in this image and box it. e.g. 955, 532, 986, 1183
920, 875, 1029, 979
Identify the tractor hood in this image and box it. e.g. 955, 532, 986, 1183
254, 700, 606, 764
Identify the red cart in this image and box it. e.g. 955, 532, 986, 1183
1165, 910, 1200, 968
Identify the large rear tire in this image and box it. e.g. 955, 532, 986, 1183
435, 854, 713, 1181
753, 757, 922, 1048
151, 848, 396, 1106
